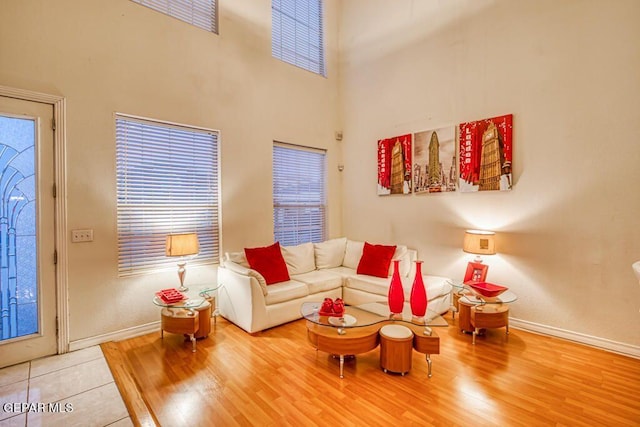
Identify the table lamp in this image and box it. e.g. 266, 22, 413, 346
166, 233, 199, 292
463, 230, 496, 263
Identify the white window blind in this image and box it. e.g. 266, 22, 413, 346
273, 143, 326, 246
131, 0, 218, 34
116, 115, 219, 276
272, 0, 325, 76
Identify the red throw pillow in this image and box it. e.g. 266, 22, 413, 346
244, 242, 290, 285
356, 242, 397, 278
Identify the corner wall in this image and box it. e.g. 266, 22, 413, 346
338, 0, 640, 349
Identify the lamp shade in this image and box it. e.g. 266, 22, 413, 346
463, 230, 496, 256
166, 233, 199, 257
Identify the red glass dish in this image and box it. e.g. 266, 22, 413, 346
468, 282, 508, 298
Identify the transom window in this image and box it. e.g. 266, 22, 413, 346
272, 0, 325, 76
131, 0, 218, 34
273, 142, 326, 246
115, 114, 220, 276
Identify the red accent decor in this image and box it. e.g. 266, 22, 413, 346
244, 242, 290, 285
387, 259, 405, 314
319, 298, 345, 316
357, 242, 397, 278
155, 288, 185, 304
410, 260, 427, 317
468, 282, 508, 298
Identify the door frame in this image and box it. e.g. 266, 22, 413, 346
0, 85, 69, 355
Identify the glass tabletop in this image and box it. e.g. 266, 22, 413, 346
152, 284, 221, 309
301, 301, 449, 330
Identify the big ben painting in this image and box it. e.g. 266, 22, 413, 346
458, 114, 513, 192
378, 134, 412, 195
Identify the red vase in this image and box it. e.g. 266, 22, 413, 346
410, 260, 428, 317
388, 259, 405, 314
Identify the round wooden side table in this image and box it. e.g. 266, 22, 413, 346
160, 308, 200, 352
455, 287, 517, 344
471, 304, 509, 344
193, 301, 212, 339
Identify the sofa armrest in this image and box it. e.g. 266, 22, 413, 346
223, 260, 268, 296
217, 264, 271, 333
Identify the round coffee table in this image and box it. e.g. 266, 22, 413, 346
301, 302, 446, 378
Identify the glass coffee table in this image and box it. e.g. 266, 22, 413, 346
301, 301, 448, 378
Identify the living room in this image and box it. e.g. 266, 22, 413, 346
0, 0, 639, 425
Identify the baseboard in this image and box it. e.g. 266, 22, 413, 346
68, 321, 159, 352
509, 317, 640, 359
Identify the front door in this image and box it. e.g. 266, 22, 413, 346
0, 96, 57, 367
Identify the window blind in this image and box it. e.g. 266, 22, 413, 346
272, 0, 325, 76
273, 143, 326, 246
131, 0, 218, 34
116, 115, 219, 276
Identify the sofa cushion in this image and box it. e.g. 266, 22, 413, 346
345, 273, 452, 301
264, 280, 309, 305
281, 242, 316, 275
314, 237, 347, 269
357, 242, 397, 278
244, 242, 290, 285
343, 240, 364, 269
290, 270, 343, 294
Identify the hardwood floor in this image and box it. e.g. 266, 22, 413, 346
102, 313, 640, 426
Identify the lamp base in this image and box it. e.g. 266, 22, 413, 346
177, 261, 188, 293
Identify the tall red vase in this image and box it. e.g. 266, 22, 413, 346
410, 260, 428, 317
388, 259, 405, 314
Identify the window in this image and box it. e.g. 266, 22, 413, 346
131, 0, 218, 34
116, 115, 219, 276
273, 143, 326, 246
272, 0, 325, 76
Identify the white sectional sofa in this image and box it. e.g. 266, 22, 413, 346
217, 238, 453, 334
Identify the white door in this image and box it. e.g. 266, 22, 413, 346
0, 96, 57, 367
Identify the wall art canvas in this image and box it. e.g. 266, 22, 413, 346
459, 114, 513, 192
413, 126, 457, 194
377, 134, 412, 195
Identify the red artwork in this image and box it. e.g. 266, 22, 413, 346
377, 134, 412, 195
459, 114, 513, 192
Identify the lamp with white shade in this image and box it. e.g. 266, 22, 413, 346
166, 233, 200, 292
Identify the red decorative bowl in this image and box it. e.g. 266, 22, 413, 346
468, 282, 508, 298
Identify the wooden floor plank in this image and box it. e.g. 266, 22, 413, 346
103, 313, 640, 426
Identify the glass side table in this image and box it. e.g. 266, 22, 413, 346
449, 281, 517, 344
153, 285, 221, 351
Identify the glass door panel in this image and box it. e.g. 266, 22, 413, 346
0, 96, 56, 367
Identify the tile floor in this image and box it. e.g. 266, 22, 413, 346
0, 346, 132, 427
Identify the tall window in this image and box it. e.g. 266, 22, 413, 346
131, 0, 218, 34
273, 143, 326, 246
272, 0, 325, 76
116, 115, 220, 276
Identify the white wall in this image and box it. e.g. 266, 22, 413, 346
338, 0, 640, 349
0, 0, 341, 343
